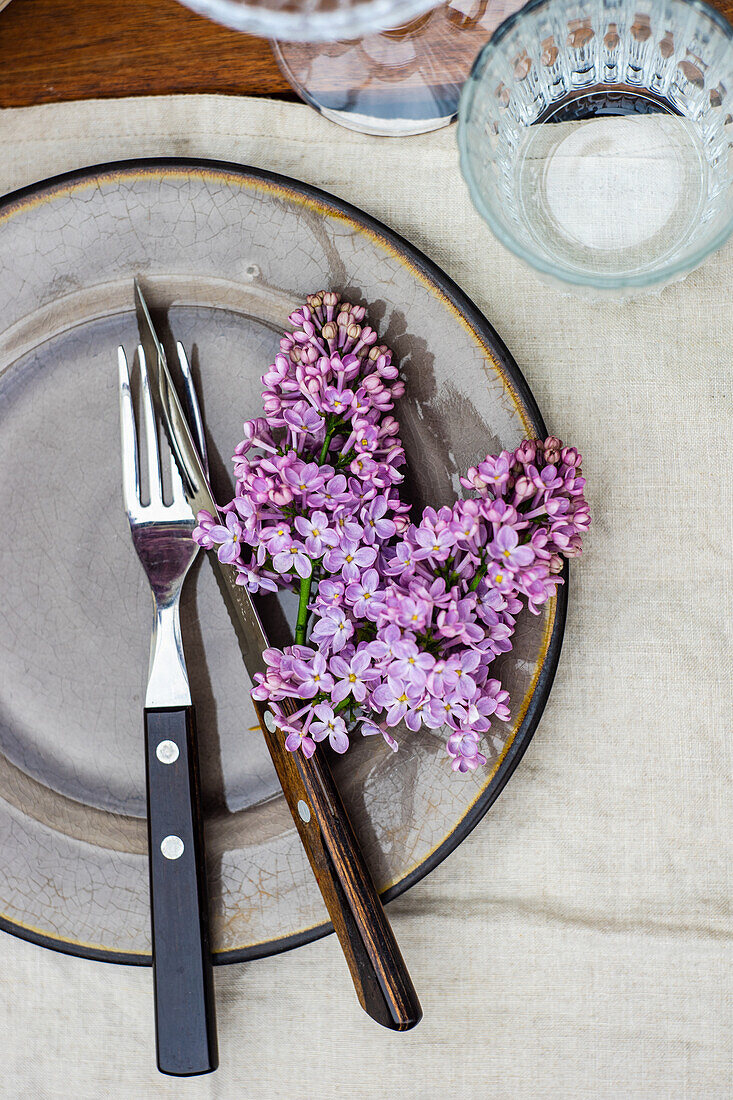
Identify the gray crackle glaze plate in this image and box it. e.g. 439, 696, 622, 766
0, 159, 566, 965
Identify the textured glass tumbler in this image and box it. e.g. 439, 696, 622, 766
458, 0, 733, 294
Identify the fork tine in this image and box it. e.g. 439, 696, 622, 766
168, 444, 188, 506
176, 342, 209, 476
117, 346, 141, 513
138, 344, 164, 505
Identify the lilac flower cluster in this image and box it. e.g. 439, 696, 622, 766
194, 291, 409, 598
193, 293, 589, 773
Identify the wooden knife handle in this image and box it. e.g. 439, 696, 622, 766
144, 706, 218, 1076
253, 697, 422, 1032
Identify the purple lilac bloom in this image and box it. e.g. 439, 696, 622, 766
309, 474, 351, 508
294, 512, 339, 557
272, 541, 312, 579
284, 726, 317, 759
330, 650, 378, 703
207, 511, 244, 564
361, 496, 397, 545
388, 642, 435, 690
371, 677, 423, 727
323, 539, 377, 582
283, 462, 326, 497
282, 405, 323, 435
345, 568, 382, 619
190, 291, 588, 773
315, 579, 345, 608
490, 526, 535, 570
446, 731, 487, 773
310, 607, 354, 652
309, 704, 350, 753
290, 651, 334, 699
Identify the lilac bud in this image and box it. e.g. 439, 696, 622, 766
516, 439, 537, 464
271, 486, 293, 507
362, 374, 384, 395
561, 446, 581, 468
543, 436, 562, 464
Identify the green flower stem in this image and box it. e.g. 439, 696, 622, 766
295, 575, 312, 645
468, 560, 487, 592
295, 416, 344, 643
318, 425, 337, 465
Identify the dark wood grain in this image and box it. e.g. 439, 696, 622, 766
0, 0, 293, 107
1, 0, 730, 109
144, 705, 218, 1076
252, 696, 422, 1032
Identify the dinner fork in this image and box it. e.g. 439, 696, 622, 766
117, 343, 218, 1077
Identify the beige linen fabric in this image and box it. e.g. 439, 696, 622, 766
0, 95, 730, 1099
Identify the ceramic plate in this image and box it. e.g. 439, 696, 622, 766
0, 159, 566, 963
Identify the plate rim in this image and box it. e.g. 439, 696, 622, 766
0, 156, 567, 966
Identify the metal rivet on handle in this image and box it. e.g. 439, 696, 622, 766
263, 711, 277, 733
160, 835, 184, 860
156, 739, 179, 764
297, 799, 311, 823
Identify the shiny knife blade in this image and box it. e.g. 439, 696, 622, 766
134, 279, 270, 681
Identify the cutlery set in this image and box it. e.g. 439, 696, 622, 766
119, 282, 421, 1075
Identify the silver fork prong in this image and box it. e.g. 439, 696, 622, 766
168, 444, 188, 507
138, 344, 164, 505
118, 346, 141, 515
176, 341, 209, 476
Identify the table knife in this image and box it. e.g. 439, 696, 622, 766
136, 281, 421, 1031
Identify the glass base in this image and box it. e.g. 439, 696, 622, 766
273, 0, 527, 136
516, 87, 708, 279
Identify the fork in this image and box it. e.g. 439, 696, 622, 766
118, 343, 218, 1077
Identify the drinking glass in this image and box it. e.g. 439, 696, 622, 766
176, 0, 527, 135
458, 0, 733, 294
273, 1, 526, 136
175, 0, 438, 41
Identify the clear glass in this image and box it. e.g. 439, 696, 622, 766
273, 1, 526, 136
458, 0, 733, 294
175, 0, 437, 42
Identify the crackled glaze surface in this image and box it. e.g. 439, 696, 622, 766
0, 161, 564, 962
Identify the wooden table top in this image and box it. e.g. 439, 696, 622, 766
0, 0, 292, 107
0, 0, 731, 109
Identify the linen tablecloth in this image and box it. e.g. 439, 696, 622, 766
0, 94, 729, 1099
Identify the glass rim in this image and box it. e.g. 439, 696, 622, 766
457, 0, 733, 291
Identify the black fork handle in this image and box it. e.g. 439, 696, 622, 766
144, 706, 218, 1077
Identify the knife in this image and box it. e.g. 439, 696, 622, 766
135, 281, 422, 1032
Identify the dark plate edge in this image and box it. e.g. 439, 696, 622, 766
0, 156, 568, 967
